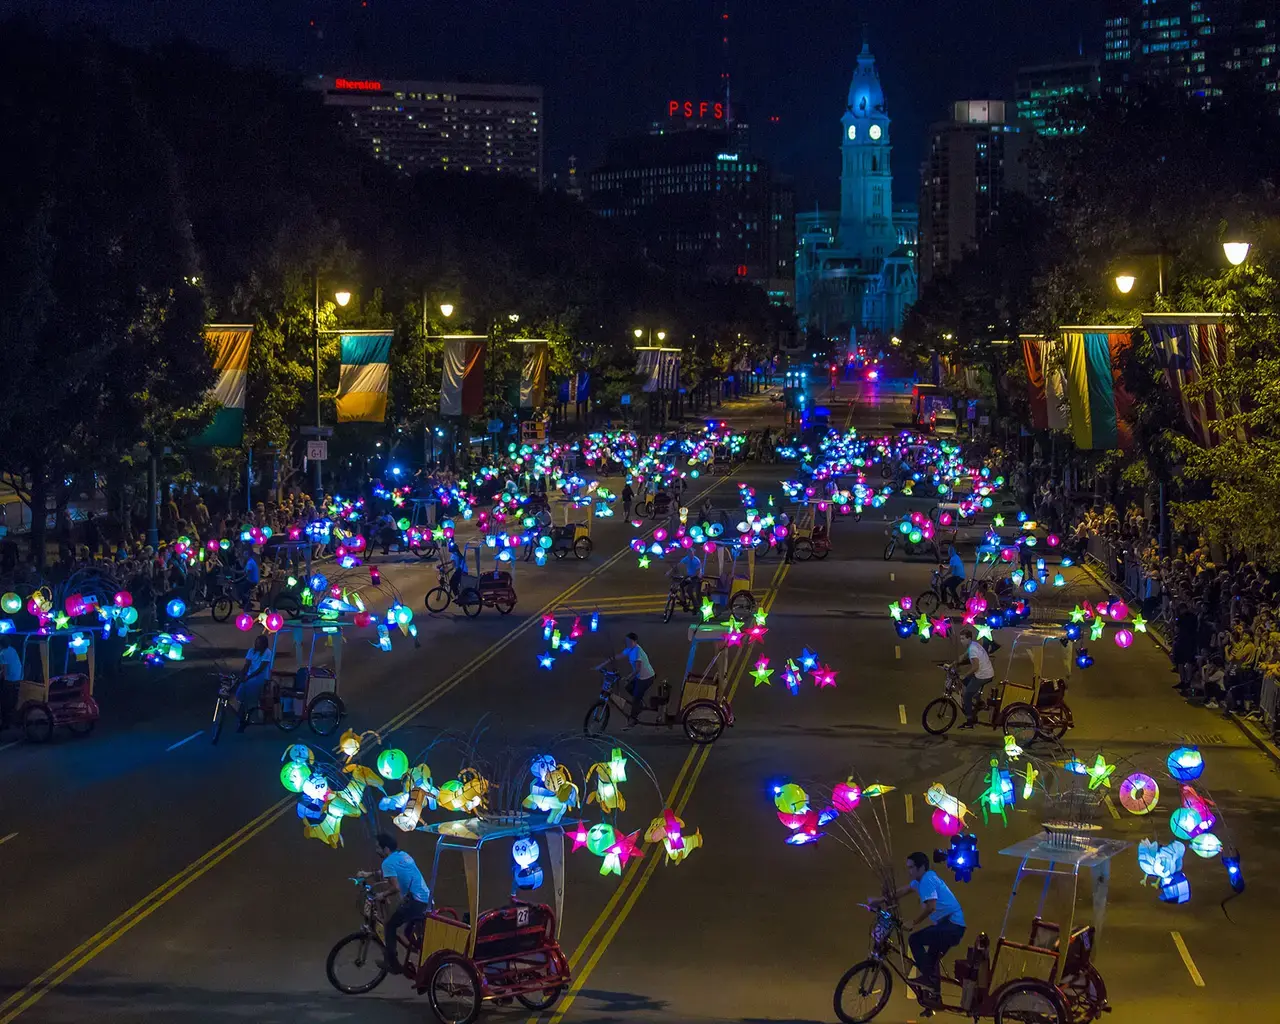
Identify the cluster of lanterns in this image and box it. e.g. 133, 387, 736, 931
770, 778, 894, 846
536, 611, 598, 669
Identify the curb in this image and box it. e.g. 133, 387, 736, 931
1077, 559, 1280, 767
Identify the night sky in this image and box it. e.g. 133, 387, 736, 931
14, 0, 1105, 208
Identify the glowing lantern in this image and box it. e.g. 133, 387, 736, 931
585, 822, 616, 857
234, 613, 254, 632
338, 730, 362, 757
265, 612, 285, 632
1118, 773, 1159, 815
1190, 833, 1222, 858
932, 809, 962, 837
1114, 628, 1133, 649
1167, 746, 1204, 782
0, 593, 20, 615
354, 611, 374, 628
119, 606, 139, 626
280, 761, 310, 793
832, 781, 861, 812
377, 748, 410, 780
1169, 806, 1203, 841
773, 783, 809, 815
166, 598, 187, 619
113, 591, 133, 608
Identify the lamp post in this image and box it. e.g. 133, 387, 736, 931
1112, 252, 1165, 296
312, 272, 351, 498
1223, 240, 1251, 266
634, 327, 672, 425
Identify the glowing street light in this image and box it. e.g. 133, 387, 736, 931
1223, 240, 1251, 266
440, 303, 455, 318
657, 330, 667, 342
633, 328, 644, 339
1114, 274, 1136, 295
334, 290, 352, 307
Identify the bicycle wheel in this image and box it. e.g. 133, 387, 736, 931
22, 704, 53, 743
729, 591, 755, 615
882, 539, 896, 561
573, 537, 593, 559
307, 693, 343, 736
427, 952, 482, 1024
211, 696, 228, 745
793, 539, 814, 561
993, 980, 1067, 1024
813, 542, 830, 559
663, 591, 676, 623
584, 700, 610, 736
210, 596, 233, 623
325, 931, 388, 994
425, 587, 451, 614
833, 959, 893, 1023
921, 697, 958, 735
1002, 703, 1041, 748
682, 700, 726, 743
459, 588, 482, 618
916, 591, 941, 616
412, 540, 440, 561
518, 985, 565, 1011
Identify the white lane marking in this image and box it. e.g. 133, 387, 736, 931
894, 645, 901, 660
0, 832, 16, 846
1171, 931, 1205, 986
904, 793, 914, 824
0, 741, 19, 754
166, 731, 204, 752
899, 704, 908, 725
1104, 795, 1120, 819
890, 572, 895, 582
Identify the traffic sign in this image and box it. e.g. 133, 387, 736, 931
306, 440, 328, 461
300, 426, 334, 437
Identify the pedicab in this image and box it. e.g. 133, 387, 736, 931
210, 620, 347, 743
701, 541, 756, 616
5, 630, 101, 743
583, 621, 736, 743
638, 488, 673, 520
835, 828, 1126, 1023
406, 498, 443, 560
791, 502, 832, 561
463, 542, 519, 616
548, 499, 593, 560
327, 815, 571, 1024
921, 627, 1075, 745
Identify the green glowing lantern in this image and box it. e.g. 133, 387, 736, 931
377, 748, 410, 780
585, 822, 616, 857
280, 761, 310, 793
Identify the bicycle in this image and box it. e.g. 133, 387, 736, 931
662, 576, 702, 623
834, 902, 958, 1022
424, 560, 483, 618
326, 876, 430, 994
915, 567, 975, 617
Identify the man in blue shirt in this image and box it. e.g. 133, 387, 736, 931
941, 544, 965, 608
669, 550, 704, 609
362, 832, 432, 974
870, 851, 966, 1006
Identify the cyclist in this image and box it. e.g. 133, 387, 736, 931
595, 632, 656, 729
359, 832, 432, 974
869, 851, 966, 1009
668, 549, 704, 609
954, 626, 995, 728
233, 633, 275, 733
940, 544, 966, 607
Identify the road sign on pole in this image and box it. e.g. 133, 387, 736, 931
300, 426, 334, 438
306, 440, 328, 461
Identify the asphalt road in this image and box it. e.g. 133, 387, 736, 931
1, 381, 1275, 1024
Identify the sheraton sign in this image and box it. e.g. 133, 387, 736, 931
335, 78, 383, 91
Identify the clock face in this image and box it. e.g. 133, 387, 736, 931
847, 124, 856, 140
869, 124, 883, 141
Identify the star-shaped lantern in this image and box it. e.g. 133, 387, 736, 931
811, 664, 838, 688
1087, 753, 1116, 791
537, 652, 555, 669
975, 622, 994, 642
1090, 617, 1105, 642
750, 657, 774, 687
1069, 605, 1086, 623
932, 616, 951, 638
783, 659, 802, 695
799, 647, 819, 671
1132, 613, 1147, 633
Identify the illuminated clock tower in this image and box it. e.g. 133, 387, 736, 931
838, 42, 894, 265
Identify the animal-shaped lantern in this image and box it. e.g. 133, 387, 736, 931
523, 756, 580, 824
586, 756, 627, 813
437, 768, 491, 813
644, 808, 703, 865
512, 836, 544, 889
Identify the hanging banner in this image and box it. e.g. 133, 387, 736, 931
440, 335, 487, 417
1061, 327, 1134, 451
637, 348, 681, 393
336, 331, 393, 423
1020, 335, 1068, 431
514, 339, 549, 409
190, 325, 252, 447
1142, 313, 1242, 446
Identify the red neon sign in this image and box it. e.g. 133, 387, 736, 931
335, 77, 383, 91
668, 100, 725, 120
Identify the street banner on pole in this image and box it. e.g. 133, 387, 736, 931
1021, 335, 1068, 431
336, 331, 393, 423
1060, 327, 1134, 451
636, 347, 681, 393
440, 335, 487, 416
1142, 313, 1242, 446
514, 338, 549, 409
191, 325, 252, 447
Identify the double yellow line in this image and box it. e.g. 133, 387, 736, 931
0, 465, 746, 1024
529, 559, 792, 1023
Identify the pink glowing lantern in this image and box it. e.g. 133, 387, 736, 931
932, 809, 963, 837
234, 613, 254, 632
264, 611, 285, 632
901, 595, 914, 611
113, 591, 133, 608
1114, 628, 1134, 649
1108, 600, 1129, 621
832, 782, 862, 813
1046, 534, 1060, 547
353, 611, 374, 628
939, 512, 953, 526
1000, 547, 1017, 562
1118, 773, 1158, 815
966, 594, 988, 617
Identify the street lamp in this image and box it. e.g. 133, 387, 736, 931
334, 290, 352, 307
440, 303, 455, 318
1114, 274, 1136, 295
1223, 240, 1251, 266
312, 274, 351, 496
508, 313, 520, 324
633, 327, 667, 345
633, 328, 643, 340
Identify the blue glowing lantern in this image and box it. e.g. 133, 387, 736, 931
945, 833, 981, 883
1167, 746, 1204, 782
1158, 871, 1191, 904
512, 836, 544, 889
1075, 648, 1093, 669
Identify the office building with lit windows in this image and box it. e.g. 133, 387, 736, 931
587, 125, 794, 297
1103, 1, 1279, 103
1015, 59, 1102, 136
310, 77, 543, 186
919, 101, 1030, 284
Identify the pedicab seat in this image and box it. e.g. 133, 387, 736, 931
1035, 678, 1068, 709
47, 673, 89, 696
472, 901, 557, 959
478, 570, 513, 591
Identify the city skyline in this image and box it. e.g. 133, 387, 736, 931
11, 0, 1105, 206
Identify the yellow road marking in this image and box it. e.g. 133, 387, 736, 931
535, 565, 789, 1023
898, 704, 907, 725
905, 793, 914, 824
1171, 931, 1205, 987
0, 467, 752, 1023
1103, 795, 1120, 819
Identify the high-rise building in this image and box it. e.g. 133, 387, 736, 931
1015, 59, 1103, 135
919, 101, 1030, 284
1103, 0, 1280, 102
793, 42, 919, 342
310, 77, 543, 186
587, 123, 793, 295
